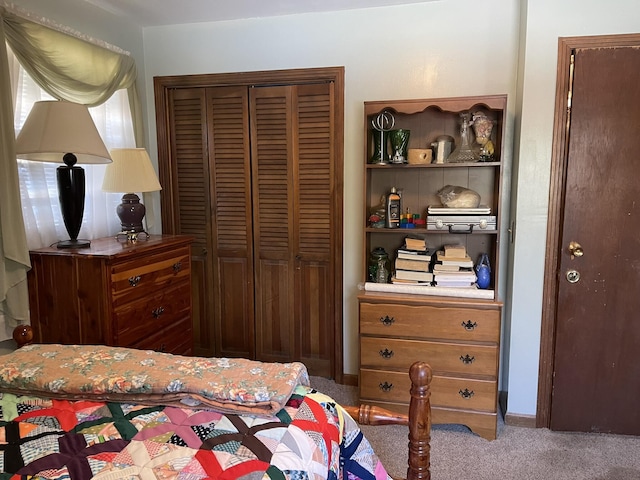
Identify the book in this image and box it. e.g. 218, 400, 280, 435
433, 270, 477, 282
391, 276, 432, 285
432, 263, 460, 272
394, 269, 433, 282
435, 250, 474, 268
404, 237, 427, 251
396, 248, 432, 261
443, 244, 466, 257
434, 280, 478, 288
395, 258, 431, 272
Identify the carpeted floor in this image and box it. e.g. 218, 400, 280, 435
309, 376, 640, 480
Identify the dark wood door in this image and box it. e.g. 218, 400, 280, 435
550, 42, 640, 434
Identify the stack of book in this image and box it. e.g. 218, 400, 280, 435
432, 244, 476, 288
392, 237, 433, 285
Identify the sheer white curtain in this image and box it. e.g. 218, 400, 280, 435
9, 47, 136, 250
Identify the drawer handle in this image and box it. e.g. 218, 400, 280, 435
379, 382, 393, 392
172, 262, 182, 273
158, 343, 166, 353
461, 320, 478, 331
379, 315, 395, 326
128, 275, 142, 287
152, 307, 165, 318
459, 388, 475, 399
460, 354, 475, 365
379, 348, 394, 359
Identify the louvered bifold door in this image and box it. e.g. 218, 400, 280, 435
166, 88, 215, 356
206, 86, 255, 359
250, 83, 335, 375
293, 83, 334, 377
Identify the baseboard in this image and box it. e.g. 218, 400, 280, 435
499, 390, 537, 427
504, 412, 537, 428
342, 373, 358, 387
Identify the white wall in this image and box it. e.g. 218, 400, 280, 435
141, 0, 520, 381
507, 0, 640, 416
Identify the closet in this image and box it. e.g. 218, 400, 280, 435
154, 67, 344, 379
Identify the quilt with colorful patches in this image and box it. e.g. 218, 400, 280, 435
0, 385, 391, 480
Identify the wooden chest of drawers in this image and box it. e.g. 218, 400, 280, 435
358, 291, 502, 440
27, 235, 193, 355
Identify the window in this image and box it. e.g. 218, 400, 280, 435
9, 46, 136, 250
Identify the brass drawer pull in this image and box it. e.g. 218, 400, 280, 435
461, 320, 478, 331
173, 261, 182, 273
379, 348, 394, 359
460, 354, 475, 365
459, 388, 475, 399
379, 315, 395, 326
379, 381, 393, 392
152, 307, 165, 318
128, 275, 142, 287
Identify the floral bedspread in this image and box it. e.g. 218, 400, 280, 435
0, 344, 310, 416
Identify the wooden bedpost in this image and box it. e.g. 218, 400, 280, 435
342, 361, 432, 480
407, 361, 432, 480
13, 324, 33, 348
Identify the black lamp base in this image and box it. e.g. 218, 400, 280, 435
56, 238, 91, 249
57, 155, 89, 249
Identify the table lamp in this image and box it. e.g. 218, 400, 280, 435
15, 100, 112, 249
101, 148, 162, 241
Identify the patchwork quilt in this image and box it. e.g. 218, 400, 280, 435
0, 345, 391, 480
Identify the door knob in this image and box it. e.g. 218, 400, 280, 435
568, 241, 584, 259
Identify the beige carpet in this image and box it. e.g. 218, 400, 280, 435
309, 376, 640, 480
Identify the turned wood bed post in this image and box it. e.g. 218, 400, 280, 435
13, 324, 33, 347
343, 361, 432, 480
407, 361, 432, 480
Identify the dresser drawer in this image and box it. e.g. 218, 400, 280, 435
114, 281, 191, 346
111, 247, 191, 306
360, 368, 497, 412
130, 316, 193, 355
360, 336, 498, 377
360, 302, 500, 343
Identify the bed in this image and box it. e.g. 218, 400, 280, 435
3, 325, 432, 480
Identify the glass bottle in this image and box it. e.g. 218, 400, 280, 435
446, 112, 478, 163
368, 247, 391, 283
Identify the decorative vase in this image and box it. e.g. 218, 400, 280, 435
446, 112, 478, 163
368, 247, 391, 283
472, 112, 495, 162
389, 129, 410, 164
476, 253, 491, 289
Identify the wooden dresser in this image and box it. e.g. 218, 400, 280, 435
358, 292, 501, 440
27, 235, 193, 355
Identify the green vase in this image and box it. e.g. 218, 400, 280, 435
389, 129, 410, 164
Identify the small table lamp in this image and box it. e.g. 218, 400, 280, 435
15, 100, 112, 249
101, 148, 162, 241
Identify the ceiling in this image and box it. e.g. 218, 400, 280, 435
82, 0, 436, 27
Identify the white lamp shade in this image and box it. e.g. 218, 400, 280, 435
15, 100, 112, 164
102, 148, 162, 193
